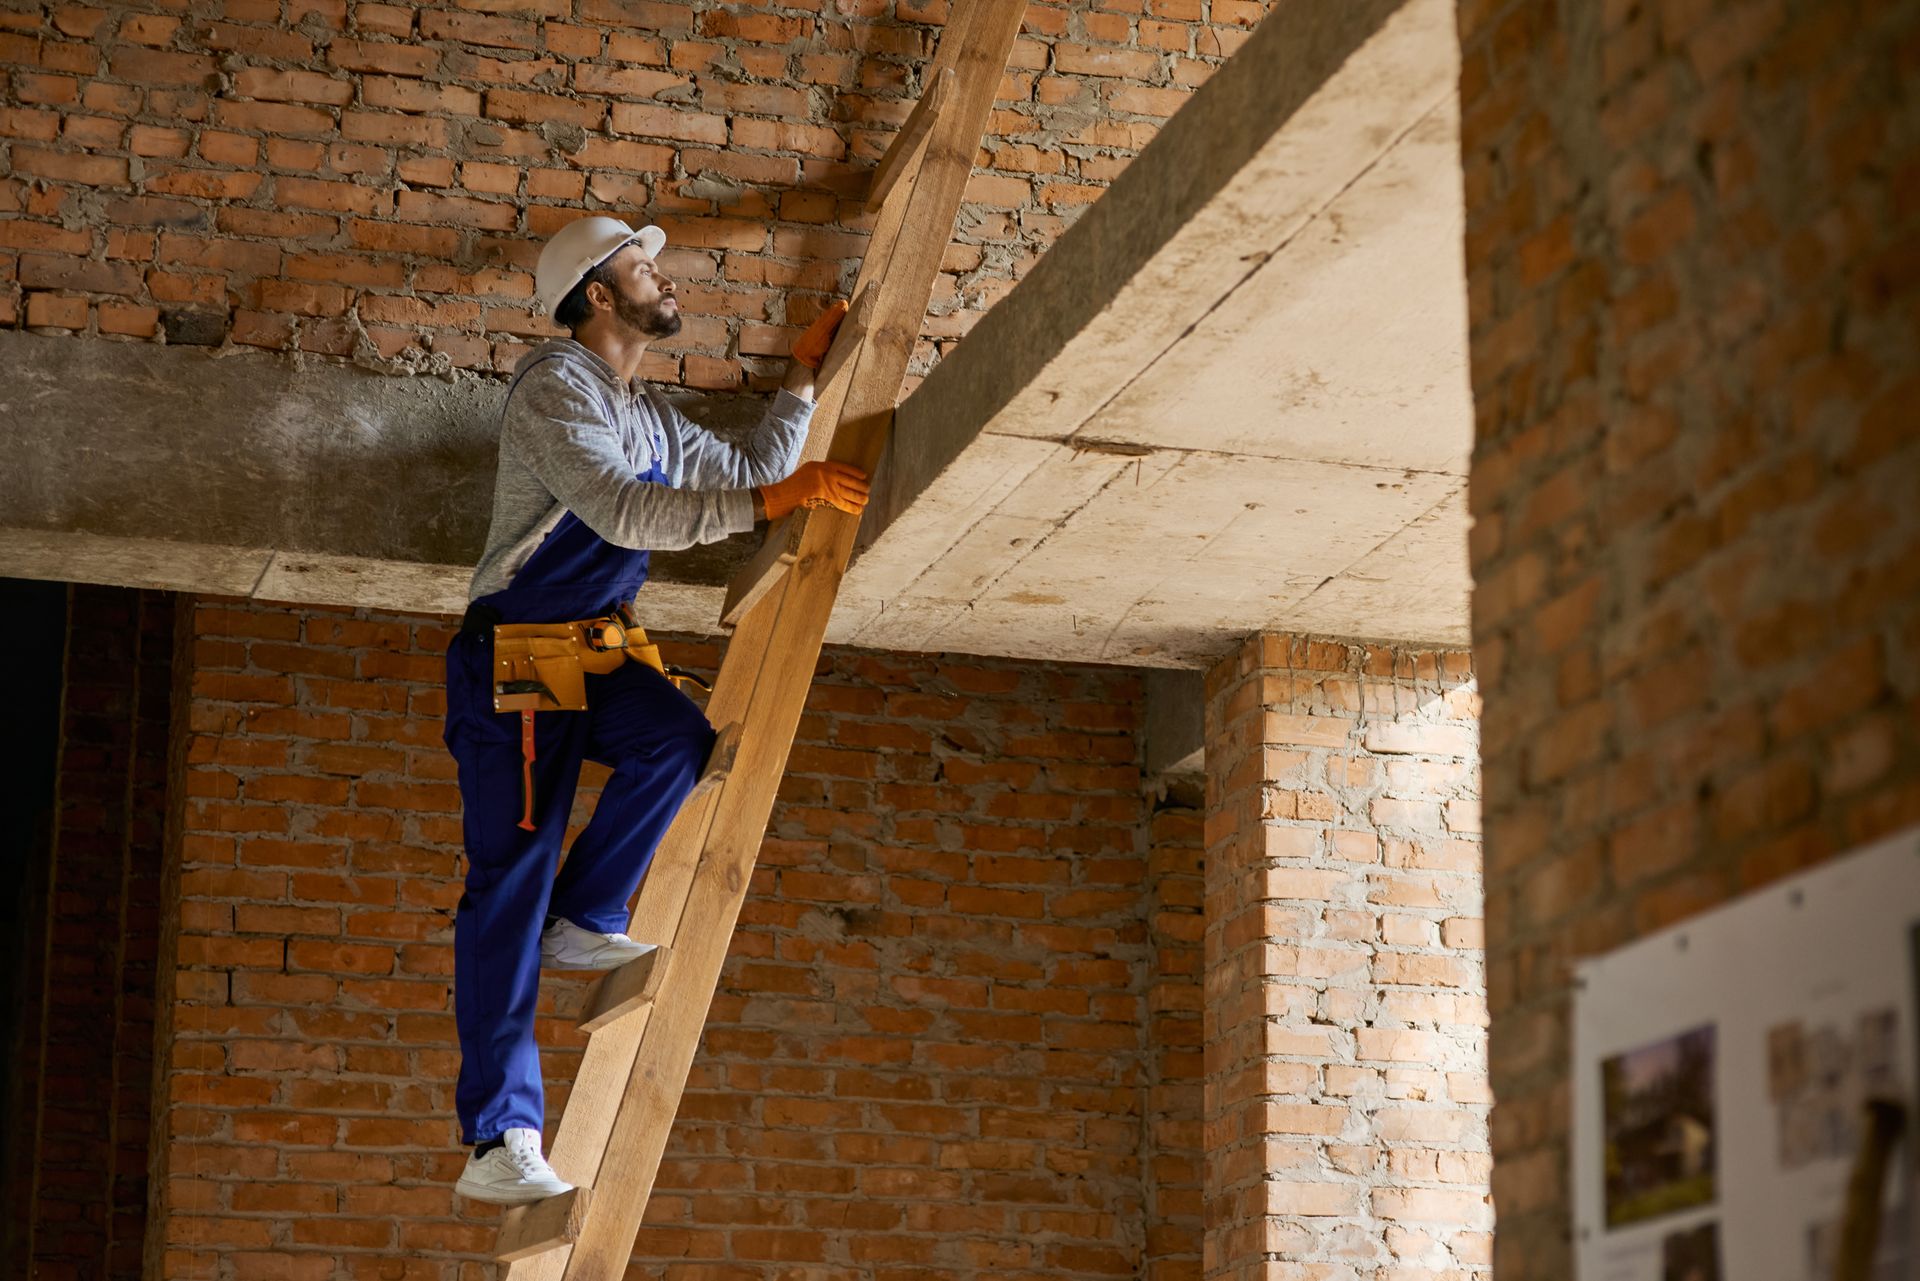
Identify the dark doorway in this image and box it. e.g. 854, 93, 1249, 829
1, 582, 175, 1278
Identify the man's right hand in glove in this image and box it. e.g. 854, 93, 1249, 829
756, 461, 870, 522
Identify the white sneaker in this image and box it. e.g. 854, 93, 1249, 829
454, 1127, 572, 1205
540, 918, 659, 971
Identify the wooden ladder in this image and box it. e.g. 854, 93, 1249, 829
491, 3, 1027, 1274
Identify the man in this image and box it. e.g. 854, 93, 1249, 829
444, 216, 867, 1203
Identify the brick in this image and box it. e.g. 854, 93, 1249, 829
233, 68, 353, 107
418, 10, 538, 49
25, 293, 88, 328
254, 280, 350, 317
12, 146, 128, 187
1362, 723, 1475, 757
393, 191, 517, 231
1260, 1180, 1358, 1216
485, 88, 606, 129
98, 301, 160, 336
360, 77, 480, 116
18, 253, 143, 296
200, 19, 312, 60
203, 97, 328, 137
326, 39, 438, 77
1374, 1186, 1491, 1225
108, 47, 218, 86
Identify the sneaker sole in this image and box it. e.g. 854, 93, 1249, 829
455, 1176, 573, 1205
541, 947, 659, 972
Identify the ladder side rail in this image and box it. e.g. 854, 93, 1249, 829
551, 4, 1030, 1272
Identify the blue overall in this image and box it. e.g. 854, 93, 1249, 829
443, 358, 716, 1144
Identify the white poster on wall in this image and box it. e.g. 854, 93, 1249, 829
1573, 824, 1920, 1281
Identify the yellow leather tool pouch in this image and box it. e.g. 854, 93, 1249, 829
491, 616, 672, 713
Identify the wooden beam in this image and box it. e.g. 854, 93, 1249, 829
499, 2, 1028, 1274
577, 946, 669, 1034
496, 1187, 590, 1262
866, 67, 951, 213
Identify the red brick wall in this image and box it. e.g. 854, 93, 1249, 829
4, 585, 173, 1279
0, 0, 1264, 388
1202, 634, 1489, 1281
155, 596, 1198, 1278
1458, 0, 1920, 1270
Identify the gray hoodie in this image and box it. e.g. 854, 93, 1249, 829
468, 339, 814, 603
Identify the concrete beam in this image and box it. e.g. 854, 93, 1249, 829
836, 0, 1469, 665
0, 330, 755, 629
873, 0, 1449, 497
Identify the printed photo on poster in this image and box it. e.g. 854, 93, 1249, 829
1768, 1008, 1899, 1169
1603, 1024, 1717, 1228
1660, 1222, 1719, 1281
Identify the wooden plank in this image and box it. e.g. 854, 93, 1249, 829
866, 67, 951, 213
816, 280, 877, 392
496, 1187, 590, 1262
685, 720, 740, 801
791, 13, 974, 471
542, 3, 1031, 1278
717, 279, 879, 628
577, 946, 670, 1034
717, 509, 807, 628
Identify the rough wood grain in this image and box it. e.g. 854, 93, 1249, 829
495, 1187, 590, 1262
866, 68, 952, 212
718, 505, 807, 628
577, 947, 670, 1034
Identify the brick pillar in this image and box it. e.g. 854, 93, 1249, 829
1203, 634, 1491, 1280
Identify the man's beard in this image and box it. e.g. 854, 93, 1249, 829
611, 283, 681, 339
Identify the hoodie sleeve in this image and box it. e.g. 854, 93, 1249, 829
502, 361, 756, 550
661, 387, 815, 491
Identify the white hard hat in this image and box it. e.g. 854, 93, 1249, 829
535, 216, 667, 316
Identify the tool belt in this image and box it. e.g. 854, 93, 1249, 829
464, 605, 711, 831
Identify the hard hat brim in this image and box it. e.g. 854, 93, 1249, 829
574, 225, 669, 290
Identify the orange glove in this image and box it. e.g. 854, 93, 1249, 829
790, 298, 848, 370
758, 461, 870, 521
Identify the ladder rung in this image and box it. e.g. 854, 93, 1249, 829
578, 945, 670, 1034
688, 721, 742, 801
495, 1185, 590, 1261
720, 514, 807, 627
867, 67, 952, 213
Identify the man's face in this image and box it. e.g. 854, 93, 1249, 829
593, 245, 680, 339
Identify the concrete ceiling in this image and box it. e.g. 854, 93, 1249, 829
832, 0, 1470, 666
